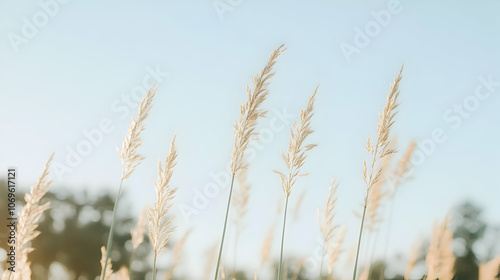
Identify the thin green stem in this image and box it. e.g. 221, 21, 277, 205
214, 173, 236, 280
101, 179, 124, 280
353, 205, 367, 280
152, 252, 158, 280
278, 196, 289, 280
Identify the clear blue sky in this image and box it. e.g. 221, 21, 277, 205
1, 1, 499, 278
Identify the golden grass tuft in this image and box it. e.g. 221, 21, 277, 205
404, 239, 422, 280
274, 87, 318, 198
14, 154, 54, 280
117, 85, 156, 181
354, 66, 403, 280
426, 214, 455, 280
318, 178, 340, 274
131, 207, 148, 250
100, 246, 114, 280
230, 45, 286, 174
148, 135, 178, 279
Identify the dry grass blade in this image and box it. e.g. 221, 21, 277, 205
100, 246, 114, 280
131, 207, 148, 250
274, 86, 318, 197
426, 214, 455, 280
404, 240, 422, 280
117, 85, 156, 181
230, 45, 286, 174
148, 135, 178, 279
165, 229, 192, 280
15, 153, 54, 280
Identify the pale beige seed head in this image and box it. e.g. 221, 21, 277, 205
274, 87, 318, 197
100, 246, 114, 280
117, 85, 156, 181
15, 153, 54, 280
426, 214, 455, 280
405, 239, 422, 280
318, 178, 339, 248
363, 67, 403, 197
131, 207, 148, 250
230, 45, 286, 174
114, 266, 130, 280
148, 135, 178, 256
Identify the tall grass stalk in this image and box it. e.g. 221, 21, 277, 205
214, 45, 285, 280
101, 86, 156, 280
278, 196, 289, 280
275, 88, 318, 280
352, 67, 403, 280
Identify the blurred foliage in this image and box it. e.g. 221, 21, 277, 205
0, 180, 151, 280
1, 178, 500, 279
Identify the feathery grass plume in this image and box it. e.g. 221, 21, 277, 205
13, 154, 54, 280
214, 45, 285, 280
165, 229, 192, 280
426, 214, 455, 280
318, 179, 339, 278
352, 66, 403, 280
131, 207, 148, 250
275, 87, 318, 280
478, 256, 500, 280
118, 85, 156, 181
100, 246, 114, 280
102, 85, 156, 280
148, 135, 178, 280
261, 222, 276, 266
115, 267, 130, 280
404, 240, 422, 280
328, 225, 346, 276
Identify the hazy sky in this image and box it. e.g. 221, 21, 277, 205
1, 1, 500, 278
